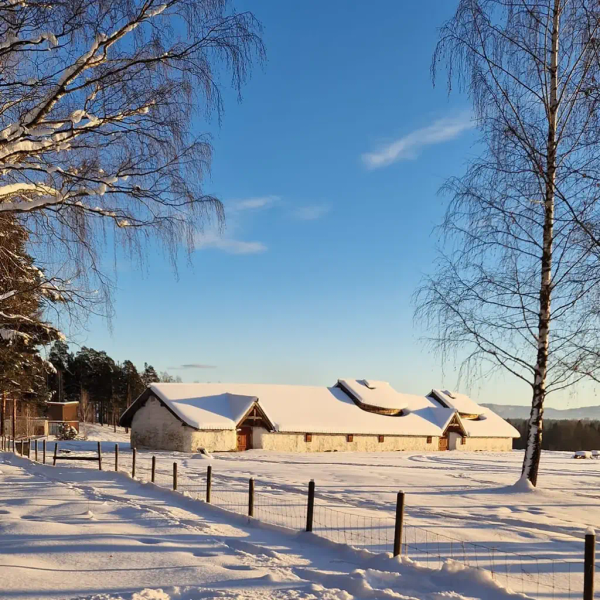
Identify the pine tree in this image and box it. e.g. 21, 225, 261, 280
0, 216, 63, 403
141, 363, 160, 387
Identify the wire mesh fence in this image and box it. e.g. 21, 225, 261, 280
401, 522, 583, 599
2, 440, 589, 600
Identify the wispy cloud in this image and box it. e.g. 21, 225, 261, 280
231, 195, 279, 212
169, 363, 217, 370
195, 230, 267, 255
292, 204, 331, 221
362, 113, 474, 170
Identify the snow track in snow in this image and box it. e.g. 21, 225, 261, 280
0, 454, 533, 600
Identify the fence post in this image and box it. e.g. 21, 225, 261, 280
151, 456, 156, 483
584, 528, 596, 600
12, 437, 15, 453
43, 439, 46, 464
306, 479, 315, 532
97, 442, 102, 471
27, 438, 31, 458
132, 448, 136, 478
393, 491, 405, 557
173, 462, 177, 491
35, 440, 38, 461
206, 465, 212, 503
115, 444, 119, 471
249, 478, 255, 517
53, 443, 58, 466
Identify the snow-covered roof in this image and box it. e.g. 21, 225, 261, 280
337, 379, 410, 411
46, 401, 80, 405
120, 381, 519, 439
150, 384, 258, 430
460, 408, 520, 438
429, 389, 485, 416
428, 389, 519, 438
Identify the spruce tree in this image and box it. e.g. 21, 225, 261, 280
0, 216, 63, 405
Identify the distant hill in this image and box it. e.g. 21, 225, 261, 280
482, 403, 600, 420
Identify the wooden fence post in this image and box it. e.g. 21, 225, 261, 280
132, 448, 136, 478
585, 528, 596, 600
248, 478, 255, 517
18, 439, 22, 456
151, 456, 156, 483
12, 438, 15, 453
27, 438, 30, 458
306, 479, 315, 532
35, 439, 38, 461
43, 439, 46, 464
172, 462, 177, 490
206, 465, 212, 503
393, 491, 405, 557
97, 442, 102, 471
115, 444, 118, 471
53, 443, 58, 466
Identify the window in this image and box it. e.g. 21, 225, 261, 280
347, 434, 354, 443
427, 436, 432, 444
378, 435, 384, 443
305, 433, 312, 443
461, 437, 467, 445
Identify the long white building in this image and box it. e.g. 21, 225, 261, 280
119, 379, 519, 453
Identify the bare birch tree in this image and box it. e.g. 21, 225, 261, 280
416, 0, 600, 485
0, 0, 264, 316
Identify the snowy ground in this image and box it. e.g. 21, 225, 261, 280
8, 424, 594, 599
0, 454, 529, 600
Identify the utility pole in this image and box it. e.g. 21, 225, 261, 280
1, 391, 5, 438
12, 395, 16, 442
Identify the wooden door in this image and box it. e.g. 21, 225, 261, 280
438, 436, 449, 451
236, 427, 253, 451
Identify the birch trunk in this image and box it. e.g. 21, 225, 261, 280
522, 0, 560, 486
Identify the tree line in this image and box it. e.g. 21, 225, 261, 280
508, 419, 600, 452
47, 341, 181, 425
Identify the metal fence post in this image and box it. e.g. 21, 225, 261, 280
585, 529, 596, 600
35, 440, 38, 461
206, 465, 212, 503
173, 462, 177, 491
115, 444, 119, 471
393, 491, 405, 557
132, 448, 136, 478
27, 438, 30, 458
43, 439, 46, 464
53, 443, 58, 466
249, 478, 255, 517
306, 479, 315, 532
151, 456, 156, 483
97, 442, 102, 471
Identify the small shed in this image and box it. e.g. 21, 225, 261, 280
46, 401, 80, 434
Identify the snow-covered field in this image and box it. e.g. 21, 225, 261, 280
1, 453, 530, 600
3, 424, 595, 599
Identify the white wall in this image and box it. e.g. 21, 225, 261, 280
188, 429, 236, 452
455, 437, 513, 452
254, 430, 439, 452
131, 396, 236, 452
130, 398, 514, 454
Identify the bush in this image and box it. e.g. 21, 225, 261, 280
56, 423, 78, 440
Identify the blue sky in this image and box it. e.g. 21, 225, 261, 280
76, 1, 599, 409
